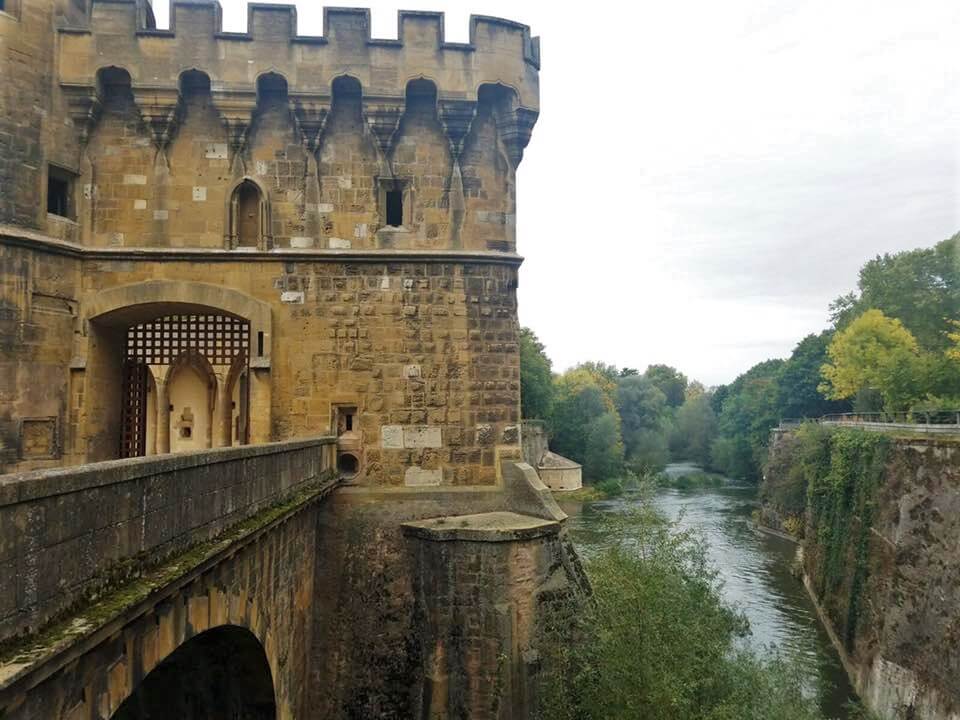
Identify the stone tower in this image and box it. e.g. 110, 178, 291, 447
0, 4, 586, 718
0, 0, 539, 480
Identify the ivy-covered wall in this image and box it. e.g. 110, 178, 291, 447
763, 426, 960, 720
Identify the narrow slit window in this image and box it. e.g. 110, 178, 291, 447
47, 166, 73, 218
385, 189, 403, 226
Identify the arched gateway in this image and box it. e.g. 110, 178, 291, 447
82, 281, 273, 461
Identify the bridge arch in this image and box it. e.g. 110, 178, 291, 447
111, 624, 276, 720
80, 280, 273, 461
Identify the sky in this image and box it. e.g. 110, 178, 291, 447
154, 0, 960, 386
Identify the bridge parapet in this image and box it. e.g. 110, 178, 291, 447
0, 437, 336, 645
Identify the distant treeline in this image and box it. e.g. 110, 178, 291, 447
521, 232, 960, 483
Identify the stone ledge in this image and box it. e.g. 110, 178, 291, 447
0, 437, 335, 505
401, 511, 560, 543
0, 227, 524, 266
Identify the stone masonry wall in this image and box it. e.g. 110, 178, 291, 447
64, 253, 520, 485
0, 243, 80, 473
766, 432, 960, 720
308, 466, 587, 719
0, 437, 334, 642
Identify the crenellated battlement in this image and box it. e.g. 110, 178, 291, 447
59, 1, 539, 109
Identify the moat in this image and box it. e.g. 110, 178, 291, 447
560, 463, 859, 720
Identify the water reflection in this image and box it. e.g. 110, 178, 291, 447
559, 464, 857, 720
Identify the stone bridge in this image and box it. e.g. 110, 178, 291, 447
0, 438, 587, 719
0, 438, 338, 719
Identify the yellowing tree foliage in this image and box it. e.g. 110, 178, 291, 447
947, 320, 960, 363
819, 309, 922, 411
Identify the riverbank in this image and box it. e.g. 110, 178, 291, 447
559, 468, 859, 719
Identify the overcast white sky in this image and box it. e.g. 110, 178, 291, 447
155, 1, 960, 386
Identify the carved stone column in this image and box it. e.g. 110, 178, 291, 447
63, 83, 103, 245
439, 100, 477, 247
62, 83, 103, 147
439, 99, 477, 163
291, 94, 332, 245
494, 107, 539, 169
155, 369, 171, 455
211, 89, 257, 177
362, 95, 404, 176
214, 370, 231, 448
133, 86, 181, 247
132, 86, 182, 151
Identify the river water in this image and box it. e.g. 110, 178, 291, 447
558, 462, 858, 719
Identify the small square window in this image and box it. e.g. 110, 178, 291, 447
47, 165, 76, 219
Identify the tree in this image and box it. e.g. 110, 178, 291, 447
615, 376, 667, 455
583, 413, 625, 481
819, 309, 923, 412
947, 320, 960, 363
670, 393, 717, 466
711, 359, 784, 481
831, 234, 960, 351
643, 365, 688, 408
519, 327, 554, 420
776, 332, 851, 420
549, 370, 611, 465
537, 506, 825, 720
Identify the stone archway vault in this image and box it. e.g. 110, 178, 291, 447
77, 280, 273, 461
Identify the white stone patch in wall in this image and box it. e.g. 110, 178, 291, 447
204, 143, 228, 159
328, 238, 351, 249
123, 174, 147, 185
337, 176, 352, 189
404, 467, 442, 487
381, 425, 404, 449
280, 291, 304, 304
403, 278, 414, 290
192, 186, 207, 202
404, 364, 422, 379
133, 199, 147, 210
256, 161, 269, 176
83, 184, 93, 200
290, 236, 315, 248
317, 203, 334, 213
404, 426, 442, 449
153, 210, 169, 220
380, 275, 390, 290
353, 223, 367, 239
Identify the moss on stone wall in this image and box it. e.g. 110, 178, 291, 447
764, 425, 889, 649
804, 428, 889, 650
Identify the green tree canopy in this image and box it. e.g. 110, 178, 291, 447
519, 327, 554, 420
711, 359, 784, 482
643, 364, 689, 408
616, 375, 669, 473
776, 332, 851, 420
583, 413, 625, 481
831, 234, 960, 351
670, 393, 718, 467
819, 309, 923, 412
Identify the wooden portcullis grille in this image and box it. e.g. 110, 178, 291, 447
120, 359, 148, 458
119, 313, 251, 457
125, 314, 250, 365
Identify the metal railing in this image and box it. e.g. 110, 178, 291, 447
778, 411, 960, 433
